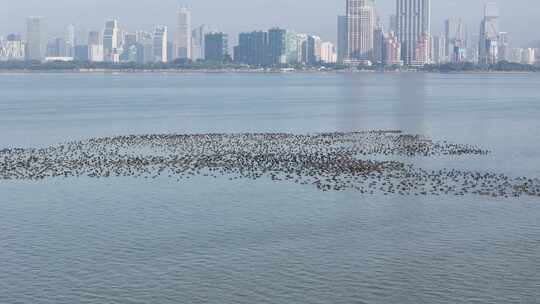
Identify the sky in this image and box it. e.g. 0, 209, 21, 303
0, 0, 536, 46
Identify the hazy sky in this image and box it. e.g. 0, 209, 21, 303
0, 0, 536, 46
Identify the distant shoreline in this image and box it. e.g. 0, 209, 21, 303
0, 68, 535, 75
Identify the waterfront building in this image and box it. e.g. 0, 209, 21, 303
153, 26, 168, 63
269, 28, 288, 65
337, 15, 348, 63
414, 33, 430, 65
296, 33, 309, 65
75, 26, 88, 48
431, 35, 445, 64
191, 25, 207, 61
234, 31, 269, 66
388, 14, 397, 33
307, 35, 322, 65
396, 0, 431, 66
46, 37, 66, 57
510, 48, 523, 63
74, 45, 88, 61
88, 31, 102, 45
120, 32, 137, 62
445, 18, 467, 62
88, 44, 104, 62
320, 42, 337, 63
65, 24, 76, 57
373, 25, 385, 64
103, 19, 119, 62
479, 2, 499, 64
346, 0, 375, 64
468, 34, 480, 63
384, 31, 402, 65
26, 16, 46, 61
522, 48, 535, 65
204, 32, 229, 63
0, 35, 25, 61
498, 32, 510, 62
175, 6, 191, 60
285, 31, 300, 64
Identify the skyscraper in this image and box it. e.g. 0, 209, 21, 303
65, 24, 76, 57
445, 18, 467, 63
320, 42, 337, 63
234, 31, 269, 66
431, 35, 446, 64
307, 35, 322, 65
498, 32, 510, 62
396, 0, 431, 66
153, 26, 168, 63
388, 14, 398, 33
191, 25, 207, 61
346, 0, 375, 64
373, 25, 385, 64
479, 2, 499, 64
204, 32, 228, 63
337, 15, 348, 63
384, 31, 402, 65
26, 16, 46, 61
268, 28, 287, 65
103, 19, 119, 62
1, 35, 26, 61
175, 6, 192, 60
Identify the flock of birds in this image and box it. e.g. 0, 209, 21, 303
1, 131, 539, 198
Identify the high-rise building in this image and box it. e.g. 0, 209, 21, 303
103, 19, 119, 62
0, 35, 25, 61
346, 0, 375, 64
337, 15, 348, 63
498, 32, 510, 62
396, 0, 431, 66
88, 44, 104, 62
384, 31, 402, 65
296, 33, 309, 64
285, 31, 300, 64
65, 24, 76, 57
74, 45, 89, 61
46, 37, 66, 57
522, 48, 535, 65
204, 32, 228, 63
234, 31, 269, 66
373, 25, 385, 64
175, 6, 192, 60
431, 35, 446, 64
320, 42, 337, 63
388, 14, 398, 33
76, 26, 88, 47
26, 16, 46, 61
153, 26, 168, 63
191, 25, 207, 61
120, 32, 137, 62
479, 2, 499, 64
269, 28, 288, 65
307, 35, 322, 65
468, 34, 480, 63
88, 31, 102, 46
445, 18, 467, 62
136, 31, 154, 64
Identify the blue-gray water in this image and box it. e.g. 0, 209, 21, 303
1, 73, 539, 304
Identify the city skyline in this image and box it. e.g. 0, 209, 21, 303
0, 0, 537, 47
1, 1, 538, 67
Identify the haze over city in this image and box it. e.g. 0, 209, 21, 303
0, 0, 536, 46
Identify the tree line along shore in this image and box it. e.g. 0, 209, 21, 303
0, 60, 538, 73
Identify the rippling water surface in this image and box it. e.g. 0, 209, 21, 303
1, 73, 539, 304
